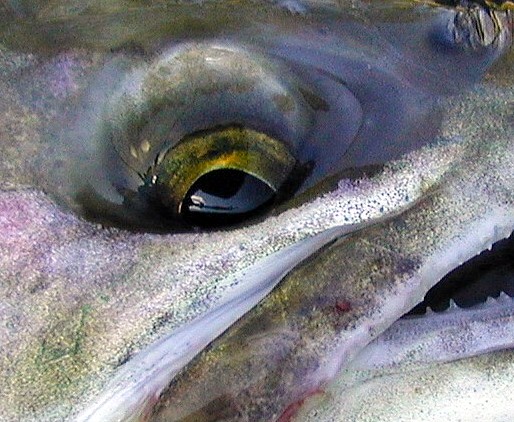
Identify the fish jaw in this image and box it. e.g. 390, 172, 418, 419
296, 294, 514, 421
0, 122, 451, 422
145, 79, 514, 421
149, 206, 514, 421
349, 293, 514, 374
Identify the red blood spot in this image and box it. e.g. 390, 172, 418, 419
277, 400, 304, 422
276, 388, 324, 422
335, 300, 352, 313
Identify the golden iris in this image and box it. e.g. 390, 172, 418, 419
143, 126, 297, 224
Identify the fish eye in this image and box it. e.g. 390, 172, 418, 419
66, 42, 327, 231
53, 42, 351, 231
16, 4, 510, 233
140, 126, 298, 227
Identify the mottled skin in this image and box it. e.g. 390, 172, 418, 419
0, 1, 513, 421
150, 83, 514, 421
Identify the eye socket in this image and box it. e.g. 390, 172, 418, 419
59, 42, 328, 231
141, 126, 297, 227
54, 29, 466, 232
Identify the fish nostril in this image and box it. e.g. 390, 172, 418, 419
431, 2, 512, 50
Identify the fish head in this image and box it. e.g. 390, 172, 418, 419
0, 1, 512, 421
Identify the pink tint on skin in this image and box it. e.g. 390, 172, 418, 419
48, 55, 80, 99
277, 388, 324, 422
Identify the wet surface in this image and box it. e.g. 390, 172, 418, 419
0, 1, 513, 421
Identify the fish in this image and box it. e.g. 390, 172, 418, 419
147, 78, 514, 421
0, 1, 512, 421
297, 293, 514, 420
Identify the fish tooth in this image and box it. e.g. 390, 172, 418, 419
448, 299, 459, 311
485, 296, 497, 306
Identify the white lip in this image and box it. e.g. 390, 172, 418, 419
310, 210, 514, 387
75, 226, 353, 422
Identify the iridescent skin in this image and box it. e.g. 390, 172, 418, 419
0, 1, 512, 421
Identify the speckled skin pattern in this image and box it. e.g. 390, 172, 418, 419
0, 1, 513, 421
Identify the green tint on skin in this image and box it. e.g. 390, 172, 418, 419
0, 1, 513, 421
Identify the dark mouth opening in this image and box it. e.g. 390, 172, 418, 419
406, 232, 514, 316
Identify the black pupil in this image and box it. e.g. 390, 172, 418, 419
182, 169, 276, 226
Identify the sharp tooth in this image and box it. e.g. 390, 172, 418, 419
448, 299, 458, 310
485, 296, 496, 306
499, 292, 511, 302
480, 236, 491, 248
425, 306, 434, 315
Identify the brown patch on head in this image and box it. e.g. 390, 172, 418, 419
273, 93, 296, 113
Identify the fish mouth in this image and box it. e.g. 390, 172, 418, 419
407, 232, 514, 316
293, 229, 514, 422
76, 215, 514, 422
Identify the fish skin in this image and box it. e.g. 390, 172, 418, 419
294, 73, 514, 422
297, 349, 514, 422
149, 103, 514, 420
0, 1, 513, 421
296, 294, 514, 421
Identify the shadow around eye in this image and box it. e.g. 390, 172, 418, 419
8, 1, 510, 232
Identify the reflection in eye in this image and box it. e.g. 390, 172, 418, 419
141, 126, 298, 226
20, 3, 510, 233
182, 169, 275, 224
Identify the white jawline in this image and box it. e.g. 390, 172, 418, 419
75, 225, 355, 422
